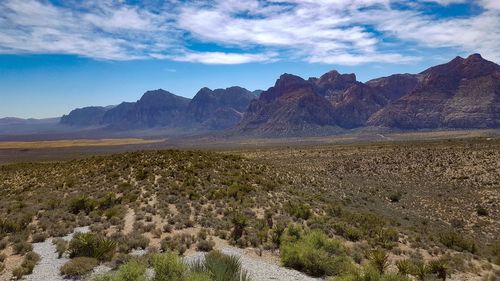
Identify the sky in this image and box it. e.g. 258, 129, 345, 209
0, 0, 499, 118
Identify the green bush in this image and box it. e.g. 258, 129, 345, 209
191, 250, 250, 281
186, 272, 214, 281
280, 227, 348, 277
69, 232, 117, 261
152, 252, 187, 281
60, 257, 98, 277
100, 261, 147, 281
285, 201, 312, 220
69, 195, 96, 214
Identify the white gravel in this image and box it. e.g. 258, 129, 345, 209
25, 228, 322, 281
24, 226, 90, 281
185, 246, 324, 281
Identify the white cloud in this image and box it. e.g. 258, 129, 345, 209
169, 51, 277, 64
0, 0, 498, 64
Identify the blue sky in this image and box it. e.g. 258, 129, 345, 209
0, 0, 499, 118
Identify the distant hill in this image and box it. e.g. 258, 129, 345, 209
58, 87, 257, 132
61, 106, 113, 126
53, 53, 500, 137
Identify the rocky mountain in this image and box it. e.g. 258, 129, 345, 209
61, 106, 112, 126
105, 89, 190, 129
368, 54, 500, 129
186, 86, 256, 129
56, 54, 499, 136
237, 54, 499, 134
60, 87, 257, 131
237, 74, 337, 135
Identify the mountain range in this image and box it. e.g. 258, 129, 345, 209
57, 54, 499, 136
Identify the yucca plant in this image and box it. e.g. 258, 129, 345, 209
190, 251, 250, 281
367, 248, 389, 274
396, 259, 414, 276
69, 232, 117, 261
427, 259, 448, 281
411, 261, 429, 281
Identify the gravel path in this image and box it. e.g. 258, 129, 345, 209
185, 246, 324, 281
24, 226, 90, 281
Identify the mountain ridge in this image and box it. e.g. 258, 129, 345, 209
57, 54, 500, 136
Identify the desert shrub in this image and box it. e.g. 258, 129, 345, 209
123, 232, 149, 251
69, 232, 117, 261
196, 239, 215, 252
270, 223, 286, 248
374, 228, 399, 248
368, 248, 389, 274
53, 238, 68, 258
152, 252, 187, 281
333, 222, 364, 242
476, 205, 489, 216
0, 253, 5, 262
97, 192, 121, 210
438, 231, 476, 253
13, 241, 32, 255
60, 257, 98, 277
389, 192, 402, 203
12, 251, 40, 279
163, 224, 173, 233
69, 195, 96, 214
32, 232, 47, 243
104, 205, 126, 220
160, 234, 193, 255
0, 261, 4, 273
190, 250, 250, 281
231, 213, 247, 241
93, 260, 147, 281
280, 226, 348, 277
285, 201, 312, 220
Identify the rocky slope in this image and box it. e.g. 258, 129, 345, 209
186, 86, 256, 129
237, 74, 337, 135
368, 54, 500, 129
60, 106, 111, 126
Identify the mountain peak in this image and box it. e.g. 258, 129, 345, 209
466, 53, 483, 60
318, 70, 356, 84
268, 74, 310, 97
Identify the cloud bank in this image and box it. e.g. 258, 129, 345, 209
0, 0, 498, 65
